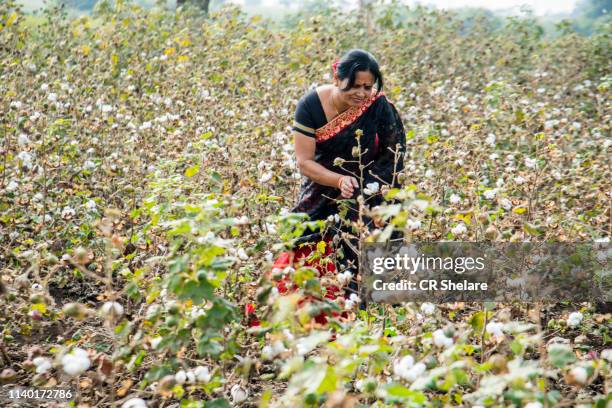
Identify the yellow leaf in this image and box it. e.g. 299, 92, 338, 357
513, 207, 527, 214
180, 38, 191, 47
31, 303, 47, 314
164, 47, 175, 56
184, 165, 199, 178
111, 53, 118, 66
455, 212, 472, 226
178, 55, 189, 62
317, 240, 326, 254
82, 45, 90, 56
6, 12, 18, 28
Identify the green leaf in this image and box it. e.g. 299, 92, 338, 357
316, 365, 337, 394
548, 344, 576, 368
204, 399, 231, 408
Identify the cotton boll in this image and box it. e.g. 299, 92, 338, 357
483, 189, 497, 200
449, 194, 461, 204
194, 366, 211, 383
175, 370, 187, 385
451, 223, 467, 235
525, 157, 537, 168
17, 133, 30, 146
566, 312, 583, 328
568, 366, 588, 384
337, 270, 353, 287
364, 182, 379, 195
85, 200, 97, 211
6, 180, 18, 192
500, 198, 512, 210
236, 248, 249, 260
433, 329, 453, 348
600, 349, 612, 362
61, 348, 91, 376
230, 384, 248, 404
100, 301, 124, 320
259, 172, 273, 183
486, 321, 505, 340
121, 398, 147, 408
393, 355, 414, 376
420, 302, 436, 316
407, 219, 421, 230
32, 357, 52, 374
400, 362, 426, 382
150, 337, 163, 349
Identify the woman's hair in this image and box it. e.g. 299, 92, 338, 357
336, 49, 383, 96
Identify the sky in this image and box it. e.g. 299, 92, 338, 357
242, 0, 579, 16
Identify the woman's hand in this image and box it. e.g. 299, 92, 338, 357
337, 175, 359, 198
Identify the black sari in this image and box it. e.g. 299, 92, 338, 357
291, 89, 406, 240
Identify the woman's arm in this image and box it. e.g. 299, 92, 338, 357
294, 132, 358, 196
294, 132, 343, 186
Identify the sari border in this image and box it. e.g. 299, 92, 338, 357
315, 91, 385, 143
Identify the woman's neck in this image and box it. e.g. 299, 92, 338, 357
331, 87, 351, 113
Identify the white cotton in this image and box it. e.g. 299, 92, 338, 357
47, 93, 58, 102
486, 321, 504, 339
364, 182, 380, 196
524, 402, 543, 408
483, 189, 497, 200
85, 200, 97, 210
230, 384, 248, 404
500, 198, 512, 210
237, 248, 249, 260
433, 329, 454, 348
525, 157, 537, 169
420, 302, 436, 316
100, 301, 124, 319
61, 347, 91, 376
337, 270, 353, 287
600, 349, 612, 362
17, 133, 30, 146
407, 219, 421, 230
451, 223, 467, 235
194, 366, 211, 383
569, 366, 588, 384
175, 370, 187, 384
567, 311, 583, 328
449, 194, 461, 204
33, 357, 52, 374
485, 133, 496, 146
17, 151, 32, 167
150, 337, 163, 349
121, 398, 147, 408
6, 180, 18, 192
399, 362, 426, 382
233, 215, 249, 225
393, 355, 414, 376
61, 206, 75, 218
259, 171, 273, 183
83, 160, 96, 170
185, 370, 196, 384
514, 175, 526, 185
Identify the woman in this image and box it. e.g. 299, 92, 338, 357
270, 49, 407, 324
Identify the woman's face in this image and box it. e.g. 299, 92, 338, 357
335, 70, 375, 107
